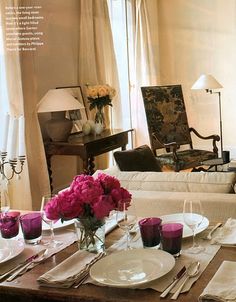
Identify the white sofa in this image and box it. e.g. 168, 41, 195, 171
94, 167, 236, 223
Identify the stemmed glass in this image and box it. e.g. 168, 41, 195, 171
41, 194, 62, 247
183, 199, 205, 254
116, 199, 137, 250
0, 178, 10, 214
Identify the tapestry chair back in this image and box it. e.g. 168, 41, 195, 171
141, 85, 219, 171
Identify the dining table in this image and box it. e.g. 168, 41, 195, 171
0, 223, 236, 302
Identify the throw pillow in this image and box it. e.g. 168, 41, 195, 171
113, 145, 162, 172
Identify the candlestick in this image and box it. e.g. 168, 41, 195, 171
0, 115, 26, 205
18, 115, 25, 156
8, 117, 18, 160
1, 113, 10, 152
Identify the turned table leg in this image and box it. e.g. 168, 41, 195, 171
83, 157, 95, 175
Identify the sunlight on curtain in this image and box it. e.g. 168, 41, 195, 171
108, 0, 160, 148
107, 0, 132, 137
78, 0, 120, 168
0, 17, 10, 127
0, 1, 32, 210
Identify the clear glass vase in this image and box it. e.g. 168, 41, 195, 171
74, 218, 105, 253
95, 108, 105, 128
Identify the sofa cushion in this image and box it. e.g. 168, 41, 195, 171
131, 190, 236, 222
94, 167, 236, 193
113, 145, 162, 172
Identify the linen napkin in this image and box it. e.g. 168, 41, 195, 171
37, 250, 104, 288
212, 218, 236, 246
104, 214, 119, 234
199, 261, 236, 302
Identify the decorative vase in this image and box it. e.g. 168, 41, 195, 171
82, 121, 91, 135
94, 122, 103, 135
95, 107, 105, 128
74, 218, 105, 253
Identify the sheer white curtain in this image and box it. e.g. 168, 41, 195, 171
0, 0, 32, 210
108, 0, 160, 148
1, 0, 50, 210
78, 0, 120, 168
130, 0, 160, 147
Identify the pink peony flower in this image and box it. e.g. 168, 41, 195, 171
70, 174, 103, 204
44, 173, 132, 224
97, 173, 121, 193
45, 190, 83, 221
92, 195, 114, 220
110, 187, 132, 208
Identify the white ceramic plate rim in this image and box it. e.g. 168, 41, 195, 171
160, 213, 209, 238
42, 219, 75, 231
90, 248, 175, 288
0, 239, 24, 264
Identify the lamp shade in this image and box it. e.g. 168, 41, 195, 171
37, 89, 84, 113
37, 89, 84, 141
191, 74, 223, 90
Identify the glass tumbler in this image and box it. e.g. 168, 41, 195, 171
160, 223, 183, 257
20, 212, 42, 244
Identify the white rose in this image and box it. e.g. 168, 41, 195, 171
98, 86, 109, 97
87, 87, 98, 98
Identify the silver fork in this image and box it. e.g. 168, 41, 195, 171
6, 249, 48, 282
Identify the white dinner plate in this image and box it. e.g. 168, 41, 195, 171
160, 213, 209, 238
42, 219, 75, 231
0, 239, 24, 264
90, 248, 175, 287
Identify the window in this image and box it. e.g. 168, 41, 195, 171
107, 0, 132, 132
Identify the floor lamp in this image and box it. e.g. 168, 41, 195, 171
191, 74, 225, 158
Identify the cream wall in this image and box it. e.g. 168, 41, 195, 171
158, 0, 236, 157
32, 0, 81, 191
18, 0, 236, 203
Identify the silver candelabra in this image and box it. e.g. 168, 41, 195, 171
0, 151, 26, 181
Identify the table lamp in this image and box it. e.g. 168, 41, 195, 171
191, 74, 224, 157
37, 89, 84, 141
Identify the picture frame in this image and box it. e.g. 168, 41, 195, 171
56, 85, 88, 133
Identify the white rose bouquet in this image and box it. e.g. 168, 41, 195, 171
86, 84, 116, 125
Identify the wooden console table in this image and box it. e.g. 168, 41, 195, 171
44, 129, 132, 191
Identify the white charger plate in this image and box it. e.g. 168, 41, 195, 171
90, 248, 175, 287
0, 239, 24, 264
160, 213, 209, 238
42, 219, 75, 231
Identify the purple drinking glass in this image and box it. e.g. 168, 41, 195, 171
20, 212, 42, 244
0, 211, 20, 238
160, 223, 183, 256
139, 217, 162, 248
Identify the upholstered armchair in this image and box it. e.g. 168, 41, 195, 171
141, 85, 220, 171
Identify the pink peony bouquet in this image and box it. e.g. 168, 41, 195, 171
44, 173, 132, 226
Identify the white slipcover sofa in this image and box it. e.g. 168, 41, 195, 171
94, 167, 236, 223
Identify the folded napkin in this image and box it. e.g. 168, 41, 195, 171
199, 261, 236, 302
105, 214, 118, 234
37, 250, 104, 288
212, 218, 236, 245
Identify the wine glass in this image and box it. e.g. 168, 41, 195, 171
41, 194, 62, 247
183, 199, 205, 254
0, 179, 10, 214
116, 199, 137, 250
